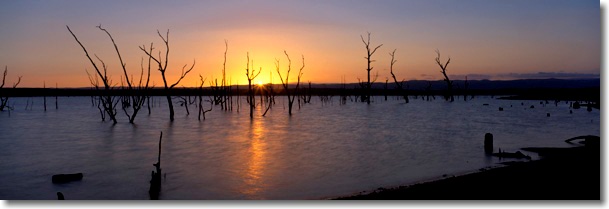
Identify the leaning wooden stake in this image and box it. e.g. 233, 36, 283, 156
149, 131, 162, 200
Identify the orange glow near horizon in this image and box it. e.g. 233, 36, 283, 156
0, 1, 600, 88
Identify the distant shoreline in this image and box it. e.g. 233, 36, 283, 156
0, 86, 600, 103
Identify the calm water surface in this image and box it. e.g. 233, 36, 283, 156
0, 96, 599, 199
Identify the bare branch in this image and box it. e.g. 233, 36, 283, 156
1, 67, 6, 88
371, 44, 383, 56
97, 25, 131, 88
389, 49, 402, 88
158, 29, 169, 71
275, 58, 286, 88
435, 49, 451, 72
12, 76, 21, 88
295, 54, 305, 90
66, 25, 106, 87
139, 44, 162, 71
170, 59, 196, 88
435, 49, 454, 102
85, 69, 99, 88
144, 43, 153, 88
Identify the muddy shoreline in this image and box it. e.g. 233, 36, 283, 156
334, 144, 600, 200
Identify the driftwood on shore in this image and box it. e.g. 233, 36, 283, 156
491, 150, 531, 160
565, 135, 599, 146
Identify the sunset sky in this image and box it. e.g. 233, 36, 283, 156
0, 0, 601, 88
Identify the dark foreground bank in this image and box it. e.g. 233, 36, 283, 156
335, 143, 600, 200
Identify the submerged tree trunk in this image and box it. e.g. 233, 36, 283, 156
140, 30, 195, 122
360, 32, 383, 105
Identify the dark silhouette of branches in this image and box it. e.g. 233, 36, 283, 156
262, 71, 276, 117
0, 66, 22, 111
221, 40, 230, 111
463, 76, 471, 101
197, 75, 212, 121
425, 81, 435, 101
140, 29, 195, 121
97, 25, 151, 123
276, 50, 304, 116
435, 49, 454, 102
245, 52, 261, 119
361, 32, 383, 104
85, 69, 106, 121
149, 131, 163, 200
43, 82, 47, 111
389, 49, 409, 103
67, 25, 119, 123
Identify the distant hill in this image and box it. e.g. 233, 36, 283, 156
318, 78, 600, 90
0, 79, 600, 102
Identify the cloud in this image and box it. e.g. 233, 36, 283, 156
442, 72, 600, 81
449, 74, 493, 80
497, 72, 600, 80
419, 74, 437, 80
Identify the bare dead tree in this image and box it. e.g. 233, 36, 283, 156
389, 49, 409, 103
43, 81, 47, 111
197, 75, 212, 121
67, 25, 119, 123
435, 49, 454, 102
276, 50, 304, 116
97, 25, 151, 123
360, 32, 383, 104
0, 67, 22, 111
425, 81, 435, 101
245, 52, 262, 119
222, 40, 229, 111
463, 76, 470, 101
340, 75, 347, 105
302, 81, 312, 104
140, 30, 195, 121
55, 83, 58, 109
262, 71, 275, 117
177, 96, 190, 115
85, 70, 106, 121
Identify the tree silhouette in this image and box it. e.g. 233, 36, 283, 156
197, 75, 212, 121
435, 49, 454, 102
67, 25, 119, 123
140, 30, 195, 121
0, 66, 22, 111
276, 51, 304, 116
245, 52, 261, 119
97, 25, 151, 123
360, 32, 383, 104
388, 49, 409, 103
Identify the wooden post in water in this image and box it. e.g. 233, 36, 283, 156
149, 131, 162, 200
43, 82, 47, 111
484, 133, 493, 154
55, 83, 58, 109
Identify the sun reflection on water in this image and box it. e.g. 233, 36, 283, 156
240, 115, 267, 199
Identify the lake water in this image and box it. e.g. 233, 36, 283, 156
0, 95, 600, 200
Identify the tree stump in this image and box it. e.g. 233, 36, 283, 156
484, 133, 493, 154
